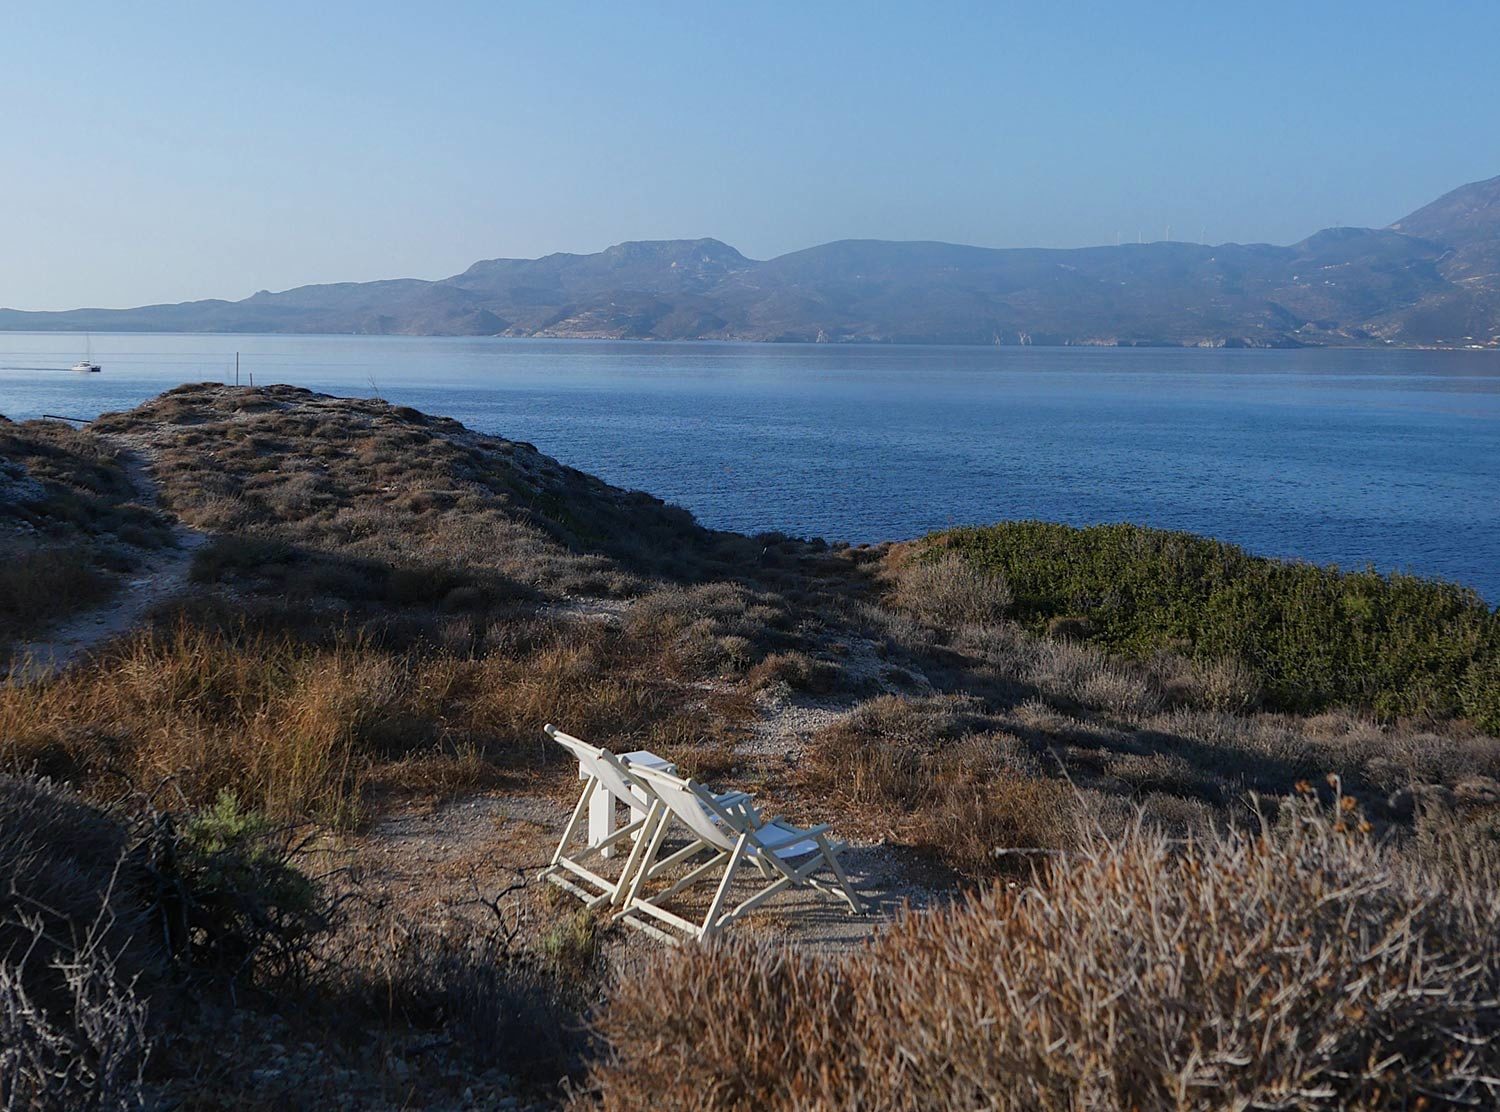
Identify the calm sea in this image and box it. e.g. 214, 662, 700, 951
2, 333, 1497, 601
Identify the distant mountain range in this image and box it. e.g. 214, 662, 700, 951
6, 176, 1500, 348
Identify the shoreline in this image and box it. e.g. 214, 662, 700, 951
2, 326, 1499, 351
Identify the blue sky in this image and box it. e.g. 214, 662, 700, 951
4, 0, 1498, 308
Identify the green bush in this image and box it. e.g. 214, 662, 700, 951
931, 523, 1500, 729
156, 791, 328, 981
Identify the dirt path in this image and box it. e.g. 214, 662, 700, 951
9, 441, 207, 679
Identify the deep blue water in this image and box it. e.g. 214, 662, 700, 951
2, 333, 1497, 601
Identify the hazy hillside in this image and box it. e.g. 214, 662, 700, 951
1379, 174, 1500, 343
4, 176, 1500, 348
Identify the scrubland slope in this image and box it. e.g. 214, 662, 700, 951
3, 384, 1498, 1109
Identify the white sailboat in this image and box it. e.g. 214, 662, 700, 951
71, 334, 101, 373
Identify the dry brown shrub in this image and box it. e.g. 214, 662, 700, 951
803, 696, 1072, 870
625, 583, 791, 678
0, 776, 154, 993
908, 763, 1079, 868
1410, 800, 1500, 881
1182, 654, 1262, 712
1070, 658, 1162, 718
890, 552, 1012, 630
1101, 750, 1205, 797
745, 651, 839, 695
1129, 704, 1500, 810
580, 944, 853, 1112
949, 620, 1166, 718
945, 617, 1266, 722
583, 793, 1500, 1110
0, 912, 152, 1111
804, 695, 981, 812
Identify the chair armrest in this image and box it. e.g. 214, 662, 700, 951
718, 794, 762, 826
621, 750, 675, 772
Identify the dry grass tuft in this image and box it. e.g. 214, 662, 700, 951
0, 544, 117, 648
802, 696, 1076, 870
583, 791, 1500, 1110
625, 582, 793, 678
888, 551, 1012, 629
0, 614, 718, 823
745, 650, 840, 694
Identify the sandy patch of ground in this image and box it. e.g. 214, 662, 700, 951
325, 775, 950, 963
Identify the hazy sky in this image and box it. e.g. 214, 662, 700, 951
5, 0, 1499, 309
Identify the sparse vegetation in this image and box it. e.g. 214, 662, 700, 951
625, 581, 795, 678
0, 771, 598, 1106
90, 383, 757, 598
0, 909, 153, 1112
326, 909, 594, 1091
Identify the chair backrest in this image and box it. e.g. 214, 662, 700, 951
629, 764, 737, 852
544, 724, 642, 806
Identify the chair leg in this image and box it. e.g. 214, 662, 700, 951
818, 835, 865, 914
619, 805, 674, 913
609, 799, 662, 907
699, 834, 750, 942
546, 776, 597, 873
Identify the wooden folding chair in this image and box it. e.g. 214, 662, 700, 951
539, 725, 745, 909
617, 763, 865, 943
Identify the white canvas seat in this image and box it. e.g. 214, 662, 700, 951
617, 763, 865, 944
540, 725, 745, 909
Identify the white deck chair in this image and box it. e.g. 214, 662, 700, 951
617, 763, 865, 944
540, 725, 746, 909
